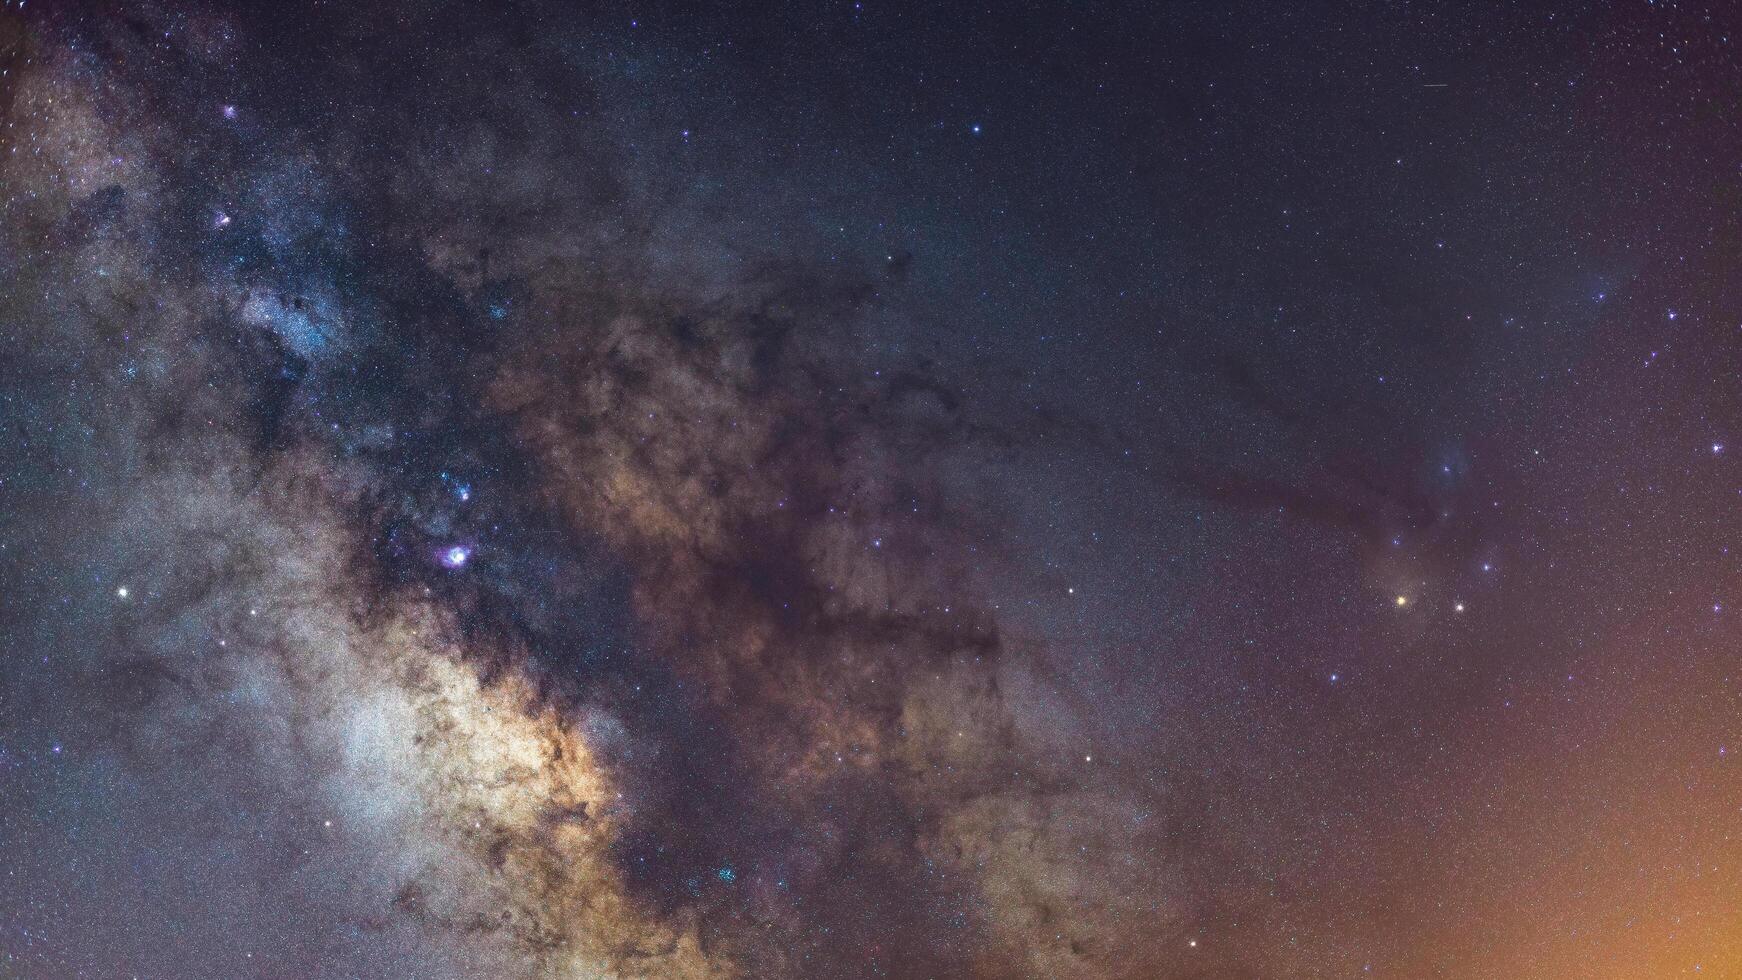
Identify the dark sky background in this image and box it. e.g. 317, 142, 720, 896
3, 1, 1742, 978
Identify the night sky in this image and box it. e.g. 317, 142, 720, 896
3, 1, 1742, 977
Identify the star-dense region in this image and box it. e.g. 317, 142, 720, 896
2, 1, 1741, 977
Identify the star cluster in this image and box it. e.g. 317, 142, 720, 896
3, 2, 1742, 978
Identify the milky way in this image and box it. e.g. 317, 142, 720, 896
5, 2, 1742, 978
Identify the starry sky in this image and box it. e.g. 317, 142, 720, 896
3, 1, 1742, 977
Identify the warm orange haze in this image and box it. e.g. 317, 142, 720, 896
3, 1, 1740, 977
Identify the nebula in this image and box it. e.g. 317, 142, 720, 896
8, 2, 1742, 978
0, 5, 1177, 977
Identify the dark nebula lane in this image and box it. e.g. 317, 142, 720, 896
4, 2, 1742, 978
